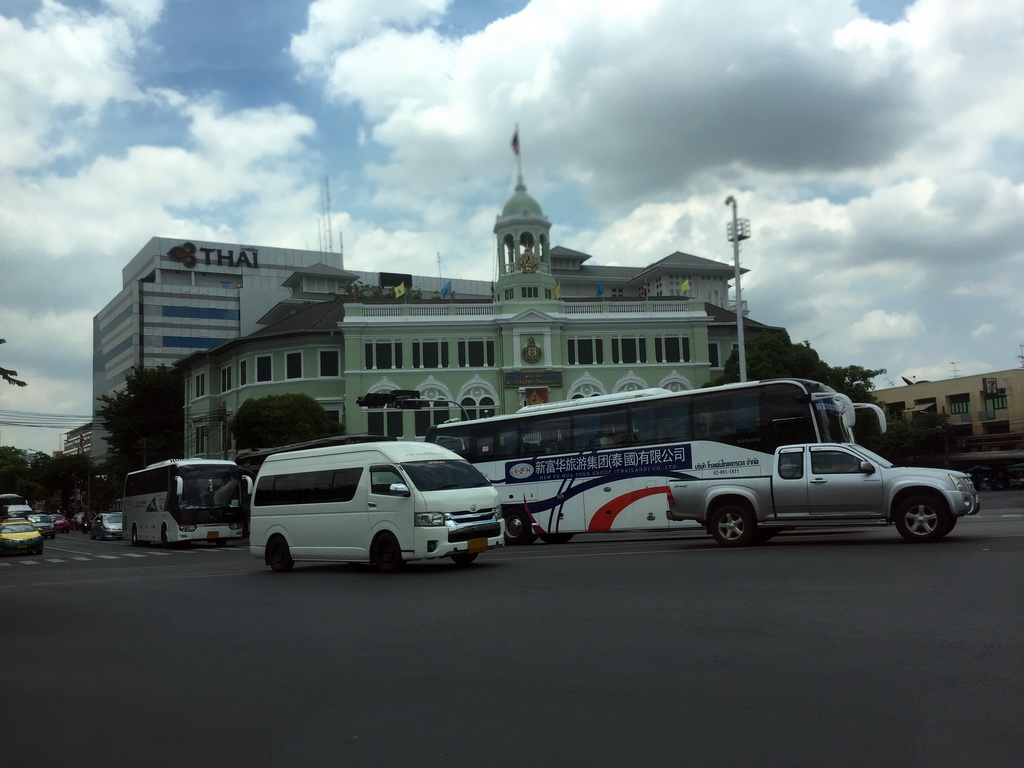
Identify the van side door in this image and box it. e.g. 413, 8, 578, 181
368, 464, 415, 547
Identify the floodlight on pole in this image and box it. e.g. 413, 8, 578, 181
725, 195, 751, 382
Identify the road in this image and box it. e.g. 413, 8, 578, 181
4, 493, 1023, 768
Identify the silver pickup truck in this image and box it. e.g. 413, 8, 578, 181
667, 443, 980, 546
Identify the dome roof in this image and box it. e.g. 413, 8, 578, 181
501, 181, 544, 218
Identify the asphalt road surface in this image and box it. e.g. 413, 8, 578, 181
4, 493, 1023, 767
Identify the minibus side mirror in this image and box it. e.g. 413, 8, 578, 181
389, 483, 412, 497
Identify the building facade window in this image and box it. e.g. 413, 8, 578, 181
708, 343, 720, 368
460, 395, 496, 421
256, 355, 272, 382
239, 359, 247, 387
319, 349, 340, 377
365, 341, 403, 369
412, 340, 449, 369
220, 366, 232, 393
195, 425, 208, 455
414, 402, 453, 437
458, 340, 495, 367
521, 286, 538, 298
193, 373, 206, 399
612, 337, 646, 364
286, 352, 302, 379
367, 410, 404, 438
568, 337, 604, 365
654, 336, 691, 363
948, 394, 970, 415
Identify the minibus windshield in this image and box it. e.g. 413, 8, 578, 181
401, 460, 492, 491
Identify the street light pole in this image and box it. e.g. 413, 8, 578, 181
725, 195, 751, 382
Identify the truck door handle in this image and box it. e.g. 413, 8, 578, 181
810, 478, 827, 484
368, 501, 377, 508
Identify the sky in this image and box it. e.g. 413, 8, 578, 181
2, 0, 1023, 454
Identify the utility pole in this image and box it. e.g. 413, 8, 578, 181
725, 196, 751, 382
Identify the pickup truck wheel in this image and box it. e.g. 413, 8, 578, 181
894, 495, 949, 543
709, 504, 757, 547
503, 509, 538, 546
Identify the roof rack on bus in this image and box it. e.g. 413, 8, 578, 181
515, 388, 671, 414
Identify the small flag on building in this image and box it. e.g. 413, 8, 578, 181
394, 282, 406, 298
441, 280, 452, 299
596, 282, 604, 298
680, 279, 691, 294
554, 282, 561, 300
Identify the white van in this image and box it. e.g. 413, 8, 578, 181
250, 441, 503, 572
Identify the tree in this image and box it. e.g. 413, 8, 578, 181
96, 366, 184, 480
230, 394, 343, 452
1, 338, 27, 387
0, 446, 31, 494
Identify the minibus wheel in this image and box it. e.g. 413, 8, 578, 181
372, 532, 406, 573
267, 535, 294, 572
451, 553, 478, 566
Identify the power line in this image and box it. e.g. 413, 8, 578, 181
0, 409, 93, 429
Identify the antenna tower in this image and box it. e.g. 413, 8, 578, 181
321, 177, 334, 253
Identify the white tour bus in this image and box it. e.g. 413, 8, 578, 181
424, 379, 885, 544
249, 441, 503, 573
123, 459, 250, 546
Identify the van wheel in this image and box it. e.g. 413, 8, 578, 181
267, 536, 294, 572
372, 532, 406, 573
539, 533, 574, 545
708, 504, 757, 547
503, 509, 538, 546
451, 553, 478, 566
894, 495, 948, 543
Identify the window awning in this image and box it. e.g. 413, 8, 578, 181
906, 403, 937, 413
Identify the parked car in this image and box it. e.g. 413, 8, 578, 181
0, 520, 44, 555
90, 512, 124, 540
49, 514, 70, 533
27, 513, 57, 539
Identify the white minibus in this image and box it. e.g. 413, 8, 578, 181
250, 441, 503, 572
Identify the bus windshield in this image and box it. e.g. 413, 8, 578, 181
179, 466, 241, 510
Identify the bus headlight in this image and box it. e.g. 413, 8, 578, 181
178, 524, 197, 532
415, 512, 447, 527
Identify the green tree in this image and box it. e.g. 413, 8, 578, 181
96, 366, 184, 480
0, 446, 31, 495
1, 338, 27, 387
230, 393, 343, 452
27, 452, 92, 511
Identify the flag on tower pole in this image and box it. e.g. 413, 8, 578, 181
441, 280, 452, 300
511, 128, 520, 156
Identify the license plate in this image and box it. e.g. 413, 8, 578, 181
207, 531, 219, 538
17, 543, 27, 549
467, 537, 487, 553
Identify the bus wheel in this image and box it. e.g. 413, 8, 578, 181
451, 553, 478, 567
504, 509, 538, 546
372, 532, 405, 573
160, 524, 169, 545
267, 535, 294, 572
539, 533, 574, 545
894, 495, 948, 543
130, 525, 145, 547
708, 504, 756, 547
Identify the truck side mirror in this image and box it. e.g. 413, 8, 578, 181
859, 461, 875, 475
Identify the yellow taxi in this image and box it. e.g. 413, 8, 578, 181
0, 519, 44, 556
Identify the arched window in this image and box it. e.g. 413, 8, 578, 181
461, 395, 496, 420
